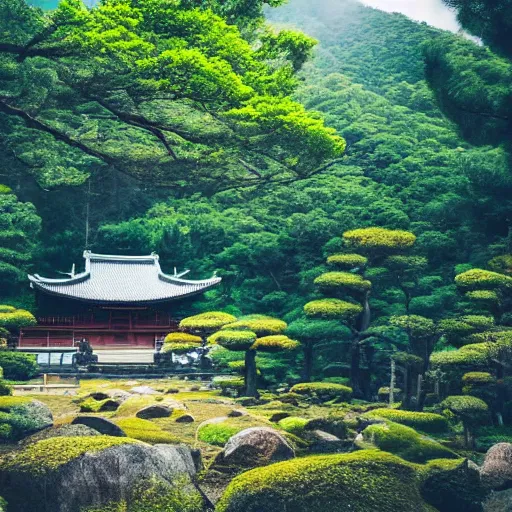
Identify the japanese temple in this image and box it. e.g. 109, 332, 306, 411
19, 251, 221, 349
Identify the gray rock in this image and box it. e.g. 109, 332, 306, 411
72, 416, 127, 437
22, 400, 53, 433
175, 414, 195, 423
481, 443, 512, 490
0, 441, 205, 512
227, 409, 246, 418
130, 386, 158, 395
214, 427, 295, 471
484, 488, 512, 512
269, 412, 290, 423
309, 430, 347, 454
20, 424, 100, 446
106, 389, 132, 402
136, 404, 172, 419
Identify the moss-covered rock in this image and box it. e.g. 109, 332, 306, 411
115, 418, 180, 444
0, 397, 52, 442
362, 408, 449, 433
290, 382, 352, 403
0, 437, 203, 512
278, 416, 308, 435
216, 450, 433, 512
361, 422, 458, 463
80, 398, 120, 413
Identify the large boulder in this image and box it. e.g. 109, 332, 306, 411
19, 424, 100, 446
481, 443, 512, 490
214, 427, 294, 471
217, 450, 434, 512
72, 416, 126, 437
136, 404, 172, 419
484, 488, 512, 511
130, 386, 159, 395
0, 397, 53, 441
0, 436, 207, 512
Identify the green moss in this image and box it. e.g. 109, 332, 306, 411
0, 436, 139, 476
0, 396, 30, 410
363, 409, 449, 433
213, 377, 245, 391
163, 332, 202, 344
217, 450, 432, 512
304, 298, 363, 320
115, 418, 180, 444
278, 416, 308, 435
290, 382, 352, 402
80, 398, 119, 413
197, 422, 241, 446
362, 422, 458, 463
314, 271, 371, 292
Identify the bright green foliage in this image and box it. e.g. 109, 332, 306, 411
252, 335, 300, 352
488, 255, 512, 274
455, 269, 512, 290
115, 418, 180, 444
0, 352, 38, 380
362, 409, 449, 433
180, 312, 237, 331
0, 308, 36, 330
343, 228, 416, 252
303, 299, 363, 320
441, 396, 489, 426
327, 254, 368, 269
439, 315, 495, 347
278, 416, 308, 435
162, 343, 201, 354
213, 377, 245, 392
0, 436, 139, 475
465, 290, 499, 304
290, 382, 352, 402
208, 330, 257, 351
314, 272, 371, 292
197, 422, 241, 446
0, 188, 41, 301
430, 344, 489, 378
361, 422, 458, 463
223, 316, 287, 335
390, 315, 436, 338
217, 450, 434, 512
80, 398, 119, 413
462, 372, 495, 384
163, 333, 202, 344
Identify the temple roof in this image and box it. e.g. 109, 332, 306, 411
28, 251, 221, 304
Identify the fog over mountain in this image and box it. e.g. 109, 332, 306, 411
360, 0, 461, 32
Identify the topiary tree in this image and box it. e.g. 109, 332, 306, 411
442, 395, 489, 448
170, 311, 237, 368
286, 319, 349, 382
303, 227, 418, 397
0, 306, 36, 347
209, 315, 299, 397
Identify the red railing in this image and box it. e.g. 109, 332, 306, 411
36, 313, 177, 329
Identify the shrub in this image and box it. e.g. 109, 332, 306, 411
208, 330, 257, 351
213, 377, 245, 393
278, 417, 308, 435
252, 335, 300, 352
304, 299, 363, 320
0, 352, 38, 380
0, 381, 12, 396
441, 396, 489, 426
363, 409, 449, 433
361, 422, 458, 463
290, 382, 352, 403
377, 387, 402, 402
0, 309, 36, 329
217, 450, 432, 512
455, 268, 512, 290
179, 312, 236, 330
327, 253, 368, 269
162, 342, 201, 354
223, 316, 287, 336
115, 418, 179, 444
163, 332, 202, 344
462, 372, 495, 384
80, 398, 119, 413
343, 227, 416, 250
314, 272, 371, 292
0, 306, 15, 314
0, 436, 139, 475
197, 422, 241, 446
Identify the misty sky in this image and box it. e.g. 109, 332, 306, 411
360, 0, 461, 32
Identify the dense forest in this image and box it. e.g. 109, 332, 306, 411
2, 0, 512, 510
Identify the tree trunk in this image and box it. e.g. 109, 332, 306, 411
402, 367, 410, 409
350, 339, 363, 398
244, 349, 258, 398
303, 342, 314, 382
389, 358, 396, 407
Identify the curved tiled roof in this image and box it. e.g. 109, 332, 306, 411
28, 252, 221, 304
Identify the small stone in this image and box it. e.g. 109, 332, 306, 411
176, 414, 195, 423
136, 405, 172, 419
269, 412, 290, 423
130, 386, 159, 395
309, 430, 347, 454
227, 410, 246, 418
